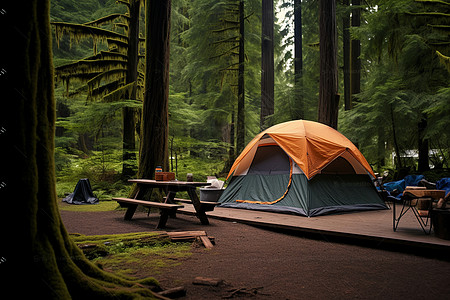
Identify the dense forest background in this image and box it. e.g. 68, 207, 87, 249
50, 0, 450, 199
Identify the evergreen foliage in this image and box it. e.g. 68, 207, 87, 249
340, 0, 449, 173
51, 0, 449, 196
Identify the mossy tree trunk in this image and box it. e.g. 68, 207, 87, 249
136, 0, 171, 182
0, 2, 160, 298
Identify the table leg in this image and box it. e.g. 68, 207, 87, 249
165, 191, 177, 218
124, 204, 138, 220
187, 188, 209, 225
124, 186, 152, 220
165, 191, 176, 204
393, 199, 396, 231
157, 210, 170, 229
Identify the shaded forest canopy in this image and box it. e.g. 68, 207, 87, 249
51, 0, 449, 197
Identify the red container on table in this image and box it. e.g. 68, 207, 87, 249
155, 172, 175, 181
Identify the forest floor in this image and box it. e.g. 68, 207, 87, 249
60, 202, 450, 300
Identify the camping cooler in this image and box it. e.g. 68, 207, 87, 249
200, 188, 224, 202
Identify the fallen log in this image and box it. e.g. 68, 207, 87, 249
158, 286, 186, 298
192, 276, 223, 287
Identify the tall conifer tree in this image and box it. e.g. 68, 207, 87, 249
318, 0, 339, 129
1, 1, 161, 297
261, 0, 275, 129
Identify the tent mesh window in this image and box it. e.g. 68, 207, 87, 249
247, 145, 290, 175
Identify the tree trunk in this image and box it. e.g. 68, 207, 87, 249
136, 0, 171, 183
418, 116, 430, 172
390, 104, 403, 169
343, 0, 352, 110
261, 0, 274, 130
1, 2, 159, 298
221, 114, 236, 175
318, 0, 339, 129
236, 0, 245, 154
122, 0, 141, 178
377, 126, 386, 170
292, 0, 304, 120
351, 0, 361, 103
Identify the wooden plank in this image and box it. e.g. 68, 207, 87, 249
166, 231, 215, 247
164, 197, 219, 206
170, 198, 192, 203
113, 197, 183, 209
199, 235, 214, 249
405, 186, 426, 190
129, 179, 211, 187
167, 231, 207, 238
403, 190, 445, 200
176, 205, 450, 251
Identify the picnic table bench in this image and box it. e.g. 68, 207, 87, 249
164, 197, 220, 213
114, 197, 184, 229
114, 179, 212, 228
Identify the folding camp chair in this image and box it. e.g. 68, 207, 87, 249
392, 190, 433, 234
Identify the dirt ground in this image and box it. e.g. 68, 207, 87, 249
60, 208, 450, 300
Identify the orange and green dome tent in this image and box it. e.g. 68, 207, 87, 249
219, 120, 387, 216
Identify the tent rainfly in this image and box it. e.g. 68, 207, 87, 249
218, 120, 387, 216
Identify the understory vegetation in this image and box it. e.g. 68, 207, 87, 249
56, 147, 225, 199
71, 232, 193, 278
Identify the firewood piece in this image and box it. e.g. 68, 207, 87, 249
192, 277, 223, 287
166, 231, 215, 248
158, 286, 187, 298
198, 235, 214, 249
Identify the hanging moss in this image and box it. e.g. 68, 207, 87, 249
88, 79, 122, 100
114, 22, 129, 33
84, 51, 128, 62
117, 0, 131, 8
87, 69, 127, 99
436, 50, 450, 71
87, 69, 127, 90
52, 22, 128, 54
57, 71, 101, 83
55, 59, 127, 78
83, 13, 130, 28
107, 38, 129, 54
102, 81, 136, 103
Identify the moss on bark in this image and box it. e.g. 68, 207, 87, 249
0, 1, 162, 298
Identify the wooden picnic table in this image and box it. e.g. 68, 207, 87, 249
114, 179, 212, 228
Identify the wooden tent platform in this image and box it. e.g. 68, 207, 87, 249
178, 204, 450, 256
